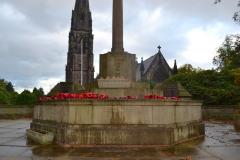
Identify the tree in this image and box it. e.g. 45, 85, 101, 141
39, 88, 44, 96
32, 87, 44, 98
178, 64, 195, 74
213, 34, 240, 70
165, 66, 240, 105
0, 90, 10, 105
6, 82, 14, 93
16, 90, 37, 105
231, 68, 240, 86
0, 79, 10, 105
9, 92, 18, 105
0, 79, 6, 90
215, 0, 240, 23
0, 79, 46, 105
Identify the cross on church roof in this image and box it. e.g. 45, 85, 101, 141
157, 45, 161, 53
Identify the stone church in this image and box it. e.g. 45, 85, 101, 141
65, 0, 94, 85
66, 0, 175, 85
136, 46, 177, 83
49, 0, 180, 96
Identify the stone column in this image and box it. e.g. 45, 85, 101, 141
111, 0, 124, 53
99, 0, 136, 82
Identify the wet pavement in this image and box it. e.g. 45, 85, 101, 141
0, 120, 240, 160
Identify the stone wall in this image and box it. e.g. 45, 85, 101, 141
33, 100, 202, 125
30, 99, 204, 146
94, 88, 163, 98
0, 106, 33, 119
202, 105, 240, 121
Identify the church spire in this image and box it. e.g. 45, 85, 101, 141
140, 57, 145, 81
74, 0, 89, 11
172, 60, 178, 75
66, 0, 94, 85
71, 0, 92, 31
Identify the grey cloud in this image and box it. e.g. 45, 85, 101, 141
0, 0, 238, 91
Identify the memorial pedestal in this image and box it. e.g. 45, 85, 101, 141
100, 52, 136, 82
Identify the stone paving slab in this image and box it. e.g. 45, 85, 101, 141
0, 120, 240, 160
0, 157, 32, 160
0, 137, 14, 144
4, 136, 28, 146
0, 146, 31, 157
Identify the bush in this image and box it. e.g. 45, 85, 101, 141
165, 69, 240, 105
0, 90, 10, 105
16, 90, 37, 105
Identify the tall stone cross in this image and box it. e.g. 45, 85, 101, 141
112, 0, 124, 53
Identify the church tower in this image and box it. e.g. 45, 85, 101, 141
66, 0, 94, 85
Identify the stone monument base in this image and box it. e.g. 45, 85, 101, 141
48, 82, 84, 96
29, 99, 204, 147
99, 52, 136, 81
98, 77, 131, 89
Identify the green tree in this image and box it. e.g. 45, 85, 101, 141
0, 79, 6, 90
215, 0, 240, 23
178, 64, 196, 74
16, 90, 37, 105
213, 34, 240, 70
6, 82, 14, 93
230, 68, 240, 86
0, 79, 10, 105
32, 87, 44, 98
0, 90, 10, 105
165, 66, 240, 105
9, 92, 18, 105
0, 79, 47, 105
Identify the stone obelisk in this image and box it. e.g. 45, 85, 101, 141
99, 0, 136, 83
112, 0, 124, 53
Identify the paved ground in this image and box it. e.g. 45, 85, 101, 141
0, 120, 240, 160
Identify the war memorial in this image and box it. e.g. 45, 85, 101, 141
27, 0, 204, 147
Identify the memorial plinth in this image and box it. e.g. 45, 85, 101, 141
30, 99, 204, 146
99, 52, 136, 82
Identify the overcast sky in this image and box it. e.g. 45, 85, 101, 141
0, 0, 239, 93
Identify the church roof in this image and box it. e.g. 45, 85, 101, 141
136, 51, 172, 81
141, 55, 156, 74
